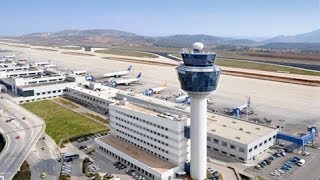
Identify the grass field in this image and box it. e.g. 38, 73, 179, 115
56, 98, 79, 109
83, 112, 109, 124
95, 49, 158, 58
22, 100, 106, 144
216, 58, 320, 76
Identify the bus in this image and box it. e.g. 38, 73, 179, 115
62, 153, 79, 160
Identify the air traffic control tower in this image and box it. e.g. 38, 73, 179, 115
177, 42, 221, 180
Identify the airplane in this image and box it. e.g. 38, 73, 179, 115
102, 65, 132, 78
109, 73, 141, 87
175, 94, 190, 104
144, 82, 167, 96
43, 64, 57, 68
1, 54, 16, 58
71, 70, 87, 75
225, 97, 253, 118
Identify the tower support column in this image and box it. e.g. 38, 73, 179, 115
190, 93, 209, 180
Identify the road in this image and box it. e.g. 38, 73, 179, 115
27, 133, 61, 180
0, 97, 45, 180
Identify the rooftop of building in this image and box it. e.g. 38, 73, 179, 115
116, 91, 190, 113
67, 85, 118, 102
113, 100, 189, 122
207, 112, 278, 144
97, 135, 177, 173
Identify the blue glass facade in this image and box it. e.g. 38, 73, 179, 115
177, 51, 221, 93
181, 53, 216, 67
177, 70, 220, 92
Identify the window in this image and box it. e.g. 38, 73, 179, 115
249, 148, 252, 152
254, 145, 258, 149
221, 141, 227, 147
213, 139, 219, 144
273, 135, 276, 139
207, 146, 211, 149
259, 143, 262, 147
239, 147, 245, 153
36, 93, 40, 96
264, 140, 267, 144
239, 157, 245, 161
269, 137, 272, 141
230, 154, 235, 157
207, 137, 211, 141
221, 151, 227, 154
230, 144, 236, 149
213, 148, 219, 151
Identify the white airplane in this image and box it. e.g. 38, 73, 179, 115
109, 73, 141, 87
44, 64, 57, 68
144, 82, 167, 96
33, 61, 51, 66
102, 65, 132, 78
175, 94, 190, 104
225, 97, 253, 118
71, 70, 87, 75
2, 54, 15, 58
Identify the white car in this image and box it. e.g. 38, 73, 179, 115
297, 159, 305, 166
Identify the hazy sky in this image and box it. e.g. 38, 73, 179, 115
1, 0, 319, 38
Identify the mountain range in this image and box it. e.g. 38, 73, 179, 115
2, 28, 320, 49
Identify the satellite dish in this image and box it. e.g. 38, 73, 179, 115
192, 42, 204, 51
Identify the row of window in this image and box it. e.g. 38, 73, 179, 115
99, 146, 155, 179
65, 94, 108, 112
208, 146, 245, 162
65, 89, 108, 105
116, 123, 169, 154
116, 134, 169, 161
249, 135, 276, 152
35, 89, 64, 96
27, 78, 64, 85
114, 110, 169, 132
208, 137, 246, 153
114, 116, 169, 140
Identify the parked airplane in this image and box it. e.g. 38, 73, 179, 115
102, 65, 132, 78
175, 94, 190, 104
144, 82, 167, 96
225, 97, 253, 118
109, 73, 141, 87
1, 54, 15, 58
43, 64, 57, 68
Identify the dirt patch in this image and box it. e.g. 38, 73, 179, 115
102, 56, 177, 66
61, 51, 95, 56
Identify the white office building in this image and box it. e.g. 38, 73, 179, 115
95, 96, 190, 180
207, 113, 278, 163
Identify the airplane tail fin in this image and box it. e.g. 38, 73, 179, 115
127, 65, 132, 71
163, 81, 167, 87
136, 72, 142, 79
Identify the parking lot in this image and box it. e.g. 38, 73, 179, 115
71, 135, 136, 179
245, 145, 320, 180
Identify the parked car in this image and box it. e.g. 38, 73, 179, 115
254, 165, 262, 170
268, 156, 276, 161
297, 159, 306, 166
303, 152, 310, 156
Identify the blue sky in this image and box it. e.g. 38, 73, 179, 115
0, 0, 319, 38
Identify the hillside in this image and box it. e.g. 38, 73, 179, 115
264, 28, 320, 43
4, 29, 257, 48
8, 29, 154, 47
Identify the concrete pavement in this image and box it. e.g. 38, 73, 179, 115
0, 97, 45, 180
27, 133, 61, 180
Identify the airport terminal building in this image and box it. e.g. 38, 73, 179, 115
207, 114, 278, 163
